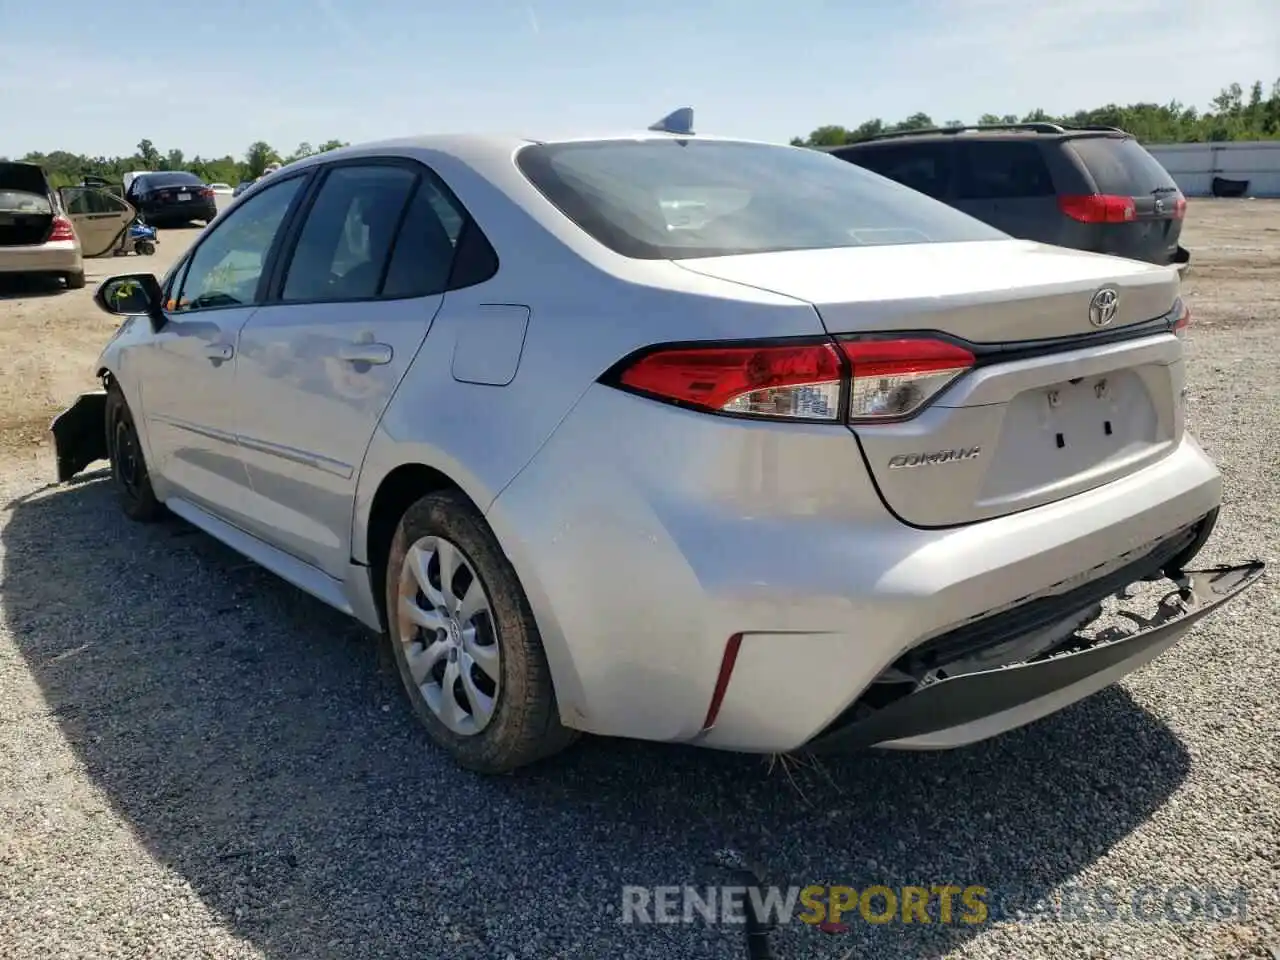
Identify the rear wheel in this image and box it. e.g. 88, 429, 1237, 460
105, 385, 163, 522
64, 270, 86, 290
383, 490, 577, 774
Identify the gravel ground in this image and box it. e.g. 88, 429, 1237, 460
1, 200, 1278, 959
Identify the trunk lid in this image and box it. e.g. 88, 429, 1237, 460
0, 162, 54, 247
675, 239, 1185, 527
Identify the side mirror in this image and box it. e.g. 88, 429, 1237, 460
94, 273, 166, 330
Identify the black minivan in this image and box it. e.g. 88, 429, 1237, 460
827, 124, 1190, 269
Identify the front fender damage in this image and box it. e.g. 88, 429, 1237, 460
51, 391, 108, 482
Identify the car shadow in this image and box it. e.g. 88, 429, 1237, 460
1, 477, 1193, 960
0, 273, 69, 300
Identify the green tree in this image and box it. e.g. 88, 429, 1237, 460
244, 141, 281, 178
136, 139, 160, 167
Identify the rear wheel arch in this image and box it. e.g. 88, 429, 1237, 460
364, 463, 470, 633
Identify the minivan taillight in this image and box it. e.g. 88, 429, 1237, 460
48, 216, 76, 242
1058, 194, 1137, 224
610, 337, 975, 423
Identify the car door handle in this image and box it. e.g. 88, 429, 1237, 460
203, 343, 234, 362
337, 342, 393, 365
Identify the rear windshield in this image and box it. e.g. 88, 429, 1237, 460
0, 189, 52, 215
516, 139, 1005, 260
1069, 137, 1178, 195
138, 172, 204, 189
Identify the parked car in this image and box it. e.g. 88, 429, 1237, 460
826, 124, 1191, 270
52, 119, 1261, 774
124, 171, 217, 227
208, 182, 234, 196
0, 161, 136, 289
232, 179, 255, 198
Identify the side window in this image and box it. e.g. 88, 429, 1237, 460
380, 177, 466, 299
850, 144, 952, 199
173, 175, 304, 312
953, 142, 1055, 200
280, 165, 418, 302
63, 188, 128, 215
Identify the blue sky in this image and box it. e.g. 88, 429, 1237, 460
2, 0, 1277, 159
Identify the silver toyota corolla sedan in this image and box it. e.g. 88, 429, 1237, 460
52, 115, 1263, 774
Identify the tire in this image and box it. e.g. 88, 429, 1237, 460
64, 270, 86, 290
136, 241, 156, 256
384, 490, 577, 773
105, 384, 163, 522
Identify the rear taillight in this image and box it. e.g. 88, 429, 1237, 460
200, 187, 214, 198
1172, 194, 1187, 219
618, 342, 845, 420
48, 216, 76, 242
839, 338, 976, 421
1172, 299, 1191, 338
610, 337, 975, 423
1058, 194, 1137, 224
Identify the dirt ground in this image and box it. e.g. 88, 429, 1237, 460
1, 199, 1276, 456
0, 225, 201, 451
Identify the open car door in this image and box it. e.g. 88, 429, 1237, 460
57, 187, 135, 257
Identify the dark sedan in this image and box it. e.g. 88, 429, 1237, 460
125, 172, 217, 227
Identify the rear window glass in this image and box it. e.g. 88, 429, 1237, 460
516, 139, 1004, 260
138, 172, 204, 189
953, 141, 1055, 199
1069, 137, 1177, 195
0, 189, 52, 215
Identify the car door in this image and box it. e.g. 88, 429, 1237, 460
231, 159, 462, 577
951, 140, 1058, 241
58, 187, 135, 256
138, 172, 310, 526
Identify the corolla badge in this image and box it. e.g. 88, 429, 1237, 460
1089, 287, 1120, 327
888, 446, 981, 469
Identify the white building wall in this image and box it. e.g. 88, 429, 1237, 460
1145, 141, 1280, 198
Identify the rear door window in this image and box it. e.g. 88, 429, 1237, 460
839, 143, 953, 200
1068, 137, 1177, 196
953, 141, 1055, 199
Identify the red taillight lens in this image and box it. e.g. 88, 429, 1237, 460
839, 338, 976, 421
1172, 300, 1191, 338
200, 187, 214, 198
618, 342, 844, 419
1172, 194, 1187, 219
1058, 194, 1137, 224
48, 216, 76, 242
612, 336, 975, 422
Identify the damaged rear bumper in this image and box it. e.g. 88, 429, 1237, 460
50, 391, 108, 482
807, 560, 1264, 753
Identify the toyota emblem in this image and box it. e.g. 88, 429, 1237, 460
1089, 287, 1120, 327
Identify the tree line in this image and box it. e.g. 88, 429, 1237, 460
5, 139, 349, 190
791, 80, 1280, 146
7, 78, 1279, 185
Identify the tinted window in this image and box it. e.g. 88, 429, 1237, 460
516, 140, 999, 260
953, 141, 1055, 199
280, 165, 417, 302
173, 175, 304, 312
138, 172, 204, 190
380, 178, 465, 298
839, 143, 953, 199
1069, 137, 1177, 195
63, 188, 130, 215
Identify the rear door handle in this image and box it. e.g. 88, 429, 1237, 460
338, 342, 393, 366
203, 343, 234, 362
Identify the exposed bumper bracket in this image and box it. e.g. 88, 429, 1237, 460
807, 560, 1264, 753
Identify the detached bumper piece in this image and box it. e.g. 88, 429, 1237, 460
808, 560, 1264, 753
1173, 245, 1191, 276
50, 391, 108, 482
